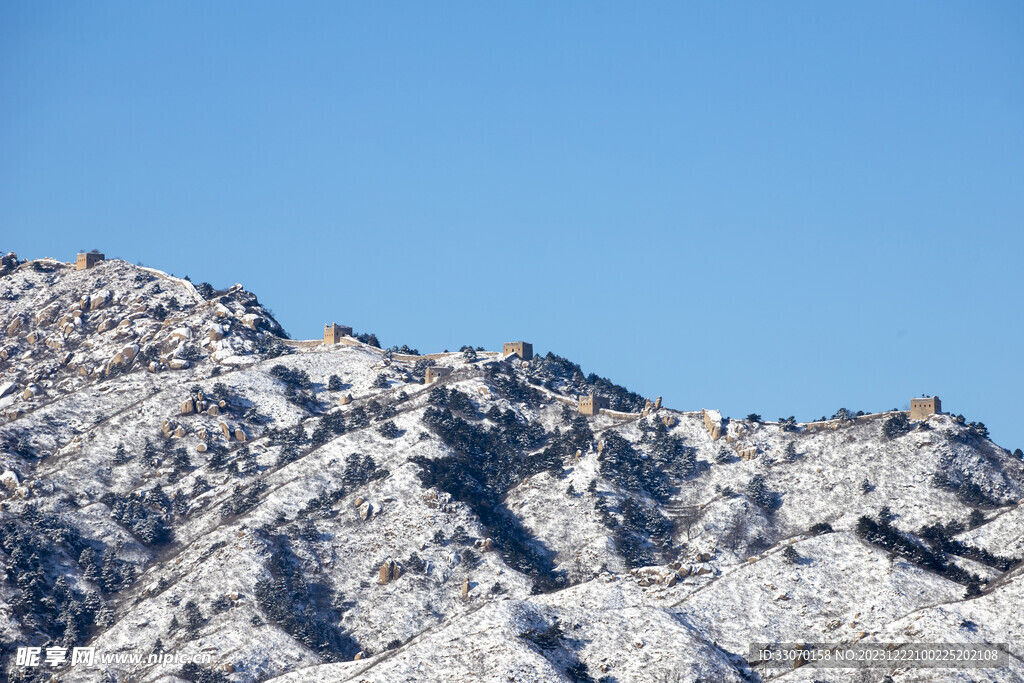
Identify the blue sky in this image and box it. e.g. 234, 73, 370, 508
2, 2, 1023, 449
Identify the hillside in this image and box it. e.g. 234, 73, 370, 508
1, 252, 1022, 683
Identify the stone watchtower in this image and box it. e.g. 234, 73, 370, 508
424, 366, 452, 384
76, 251, 105, 270
909, 396, 942, 420
502, 341, 533, 360
324, 323, 353, 344
578, 394, 609, 416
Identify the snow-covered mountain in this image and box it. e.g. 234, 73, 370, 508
1, 252, 1022, 683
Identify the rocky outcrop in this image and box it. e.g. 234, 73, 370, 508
737, 445, 759, 460
702, 409, 723, 440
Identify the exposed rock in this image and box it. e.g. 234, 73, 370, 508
174, 426, 186, 438
97, 318, 118, 333
22, 384, 41, 400
90, 289, 112, 310
462, 578, 470, 598
339, 394, 352, 406
738, 446, 759, 460
121, 344, 139, 362
181, 399, 195, 415
702, 409, 723, 440
220, 422, 231, 439
1, 470, 20, 491
378, 559, 402, 584
240, 313, 262, 330
197, 443, 208, 453
169, 359, 190, 370
234, 428, 246, 442
6, 317, 23, 336
207, 405, 220, 416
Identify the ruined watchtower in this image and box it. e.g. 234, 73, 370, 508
424, 366, 452, 384
324, 323, 353, 344
76, 251, 105, 270
909, 396, 942, 420
502, 341, 533, 361
578, 394, 609, 416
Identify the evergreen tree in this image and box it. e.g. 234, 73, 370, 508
78, 548, 100, 581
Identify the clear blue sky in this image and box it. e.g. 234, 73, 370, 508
3, 3, 1023, 449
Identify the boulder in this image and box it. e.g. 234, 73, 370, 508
208, 324, 226, 342
197, 443, 208, 453
22, 384, 40, 400
5, 317, 22, 336
174, 426, 186, 438
35, 304, 60, 325
1, 470, 19, 491
181, 399, 194, 415
0, 382, 17, 399
378, 559, 402, 584
339, 394, 352, 406
220, 422, 231, 439
206, 405, 220, 416
97, 318, 118, 333
234, 428, 246, 442
240, 313, 262, 330
462, 578, 470, 598
89, 290, 112, 310
168, 359, 190, 370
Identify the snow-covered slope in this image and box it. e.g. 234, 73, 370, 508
1, 252, 1022, 683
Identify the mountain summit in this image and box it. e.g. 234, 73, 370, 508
1, 253, 1022, 682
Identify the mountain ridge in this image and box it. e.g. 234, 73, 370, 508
1, 252, 1022, 683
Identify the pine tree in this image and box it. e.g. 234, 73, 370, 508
100, 551, 122, 593
79, 547, 100, 581
328, 375, 343, 391
207, 446, 227, 471
112, 443, 131, 465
